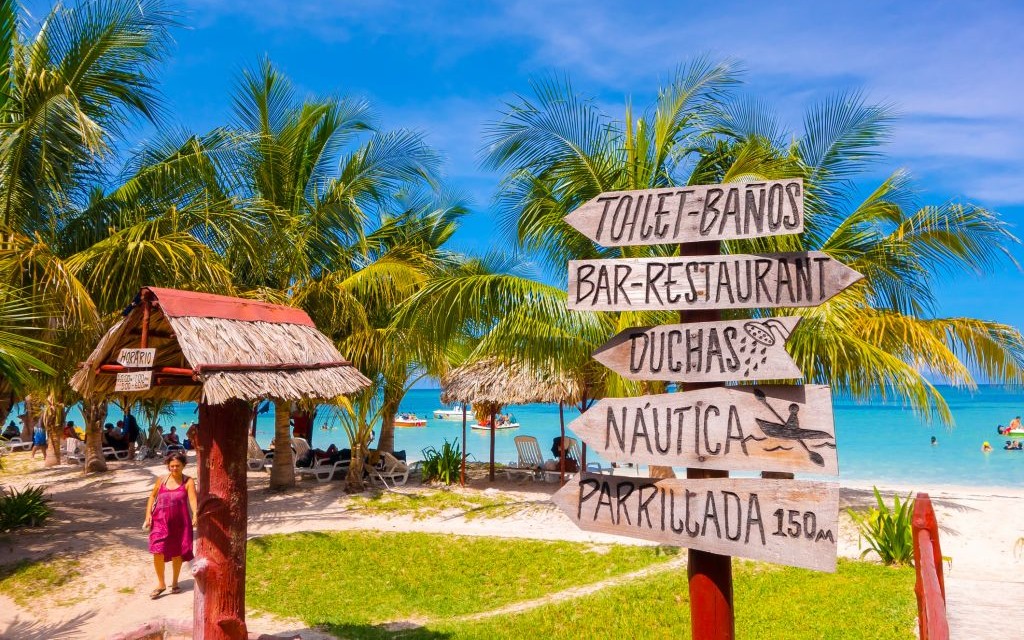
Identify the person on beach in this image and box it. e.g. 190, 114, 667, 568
30, 423, 46, 458
144, 452, 197, 599
1, 421, 18, 440
164, 426, 181, 447
63, 420, 82, 441
183, 423, 197, 450
123, 413, 141, 459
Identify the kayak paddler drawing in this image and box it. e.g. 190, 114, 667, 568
753, 388, 834, 467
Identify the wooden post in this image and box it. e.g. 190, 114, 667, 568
913, 493, 949, 640
194, 399, 251, 640
681, 239, 734, 640
558, 402, 566, 486
461, 405, 467, 487
489, 407, 496, 482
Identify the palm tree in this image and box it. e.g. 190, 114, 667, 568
0, 0, 241, 466
401, 61, 1024, 455
221, 59, 453, 489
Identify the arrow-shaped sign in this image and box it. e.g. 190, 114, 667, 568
565, 179, 804, 246
568, 385, 837, 475
594, 317, 801, 383
551, 474, 838, 572
567, 252, 862, 312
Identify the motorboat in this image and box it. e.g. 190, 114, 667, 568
394, 413, 427, 427
433, 404, 469, 420
471, 417, 520, 431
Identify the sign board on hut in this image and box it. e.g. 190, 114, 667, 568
567, 252, 863, 312
567, 385, 837, 475
551, 474, 839, 572
116, 347, 156, 368
564, 178, 804, 246
593, 317, 802, 383
114, 370, 153, 392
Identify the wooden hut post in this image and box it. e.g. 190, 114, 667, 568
461, 405, 467, 487
558, 402, 566, 486
194, 399, 252, 640
488, 406, 497, 481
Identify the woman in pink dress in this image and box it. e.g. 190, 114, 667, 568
144, 452, 198, 598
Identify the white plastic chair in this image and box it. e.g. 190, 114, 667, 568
366, 452, 410, 489
247, 436, 272, 471
565, 437, 602, 475
64, 439, 86, 465
507, 436, 559, 482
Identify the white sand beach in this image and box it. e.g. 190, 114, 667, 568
0, 455, 1021, 639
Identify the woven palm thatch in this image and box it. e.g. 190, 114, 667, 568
71, 288, 370, 404
440, 357, 583, 407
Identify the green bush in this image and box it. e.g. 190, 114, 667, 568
847, 487, 914, 566
420, 439, 462, 485
0, 485, 53, 531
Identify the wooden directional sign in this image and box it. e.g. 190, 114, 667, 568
565, 179, 804, 246
114, 370, 152, 392
568, 385, 837, 475
552, 474, 839, 572
594, 317, 801, 383
567, 252, 862, 312
116, 348, 156, 368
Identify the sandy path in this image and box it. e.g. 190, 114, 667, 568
0, 456, 1020, 639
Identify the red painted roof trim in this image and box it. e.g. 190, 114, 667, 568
140, 287, 315, 327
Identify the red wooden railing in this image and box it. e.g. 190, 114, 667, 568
912, 493, 949, 640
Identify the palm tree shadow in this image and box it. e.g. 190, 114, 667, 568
1, 611, 97, 639
323, 622, 452, 639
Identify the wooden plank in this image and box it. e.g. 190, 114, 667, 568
116, 347, 156, 368
551, 474, 839, 572
567, 385, 838, 475
567, 252, 863, 311
593, 317, 802, 383
565, 179, 804, 246
114, 370, 152, 392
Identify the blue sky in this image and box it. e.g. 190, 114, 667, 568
26, 0, 1024, 330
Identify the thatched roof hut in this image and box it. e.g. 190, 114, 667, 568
440, 357, 583, 407
441, 357, 583, 482
71, 287, 370, 404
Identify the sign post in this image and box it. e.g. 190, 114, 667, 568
561, 179, 861, 639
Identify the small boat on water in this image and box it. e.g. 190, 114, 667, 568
394, 413, 427, 427
471, 416, 520, 431
433, 404, 469, 420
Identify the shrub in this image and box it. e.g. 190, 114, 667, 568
0, 485, 53, 531
846, 487, 914, 566
420, 439, 462, 485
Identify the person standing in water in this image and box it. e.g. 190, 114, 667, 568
144, 452, 198, 598
930, 436, 938, 446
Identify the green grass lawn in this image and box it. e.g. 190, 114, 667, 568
246, 532, 916, 640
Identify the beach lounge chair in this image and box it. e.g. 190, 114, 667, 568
565, 437, 603, 475
2, 437, 31, 452
506, 435, 559, 482
102, 444, 130, 461
64, 439, 86, 465
247, 436, 272, 472
292, 437, 348, 483
366, 451, 410, 489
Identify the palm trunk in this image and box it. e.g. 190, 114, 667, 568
83, 397, 108, 472
376, 393, 400, 453
19, 396, 34, 441
345, 439, 366, 493
42, 393, 65, 467
268, 399, 295, 490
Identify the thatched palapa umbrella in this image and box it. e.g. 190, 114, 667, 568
440, 358, 582, 482
71, 287, 370, 640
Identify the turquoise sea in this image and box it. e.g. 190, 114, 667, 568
54, 385, 1024, 488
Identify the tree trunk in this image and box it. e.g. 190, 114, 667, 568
18, 396, 34, 441
345, 442, 366, 493
268, 400, 295, 490
376, 388, 402, 453
82, 397, 108, 473
193, 399, 250, 640
42, 394, 64, 467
